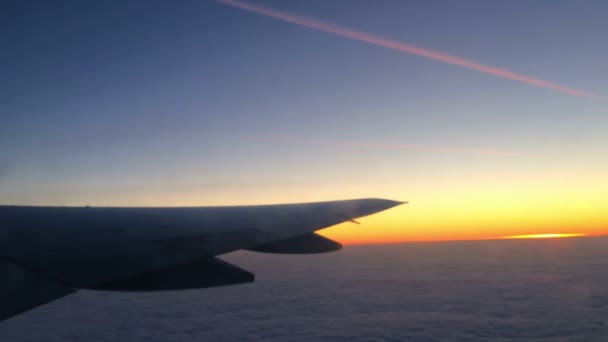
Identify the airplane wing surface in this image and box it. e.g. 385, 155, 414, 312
0, 198, 403, 321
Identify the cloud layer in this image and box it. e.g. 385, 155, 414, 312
2, 237, 608, 341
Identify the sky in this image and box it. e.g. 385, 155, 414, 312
3, 0, 608, 243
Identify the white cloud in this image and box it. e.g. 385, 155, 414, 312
2, 237, 608, 341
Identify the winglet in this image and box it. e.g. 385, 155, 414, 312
335, 213, 360, 224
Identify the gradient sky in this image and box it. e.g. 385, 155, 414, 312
3, 0, 608, 243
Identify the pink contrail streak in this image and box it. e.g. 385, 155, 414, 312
216, 0, 604, 100
256, 137, 535, 157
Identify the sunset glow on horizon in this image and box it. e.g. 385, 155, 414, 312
502, 233, 587, 239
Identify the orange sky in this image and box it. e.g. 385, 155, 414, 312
14, 161, 603, 245
9, 165, 605, 244
318, 175, 608, 244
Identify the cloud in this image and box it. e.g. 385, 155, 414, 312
1, 237, 607, 341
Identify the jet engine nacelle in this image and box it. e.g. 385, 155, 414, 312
246, 233, 342, 254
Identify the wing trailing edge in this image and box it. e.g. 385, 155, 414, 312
0, 258, 76, 321
94, 257, 254, 291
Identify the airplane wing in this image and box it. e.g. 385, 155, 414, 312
0, 198, 403, 321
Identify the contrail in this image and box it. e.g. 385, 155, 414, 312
216, 0, 604, 100
256, 137, 535, 157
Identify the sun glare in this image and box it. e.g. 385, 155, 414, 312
503, 233, 586, 239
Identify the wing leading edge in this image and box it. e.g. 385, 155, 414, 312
0, 198, 404, 321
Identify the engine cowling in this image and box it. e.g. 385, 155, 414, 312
246, 233, 342, 254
